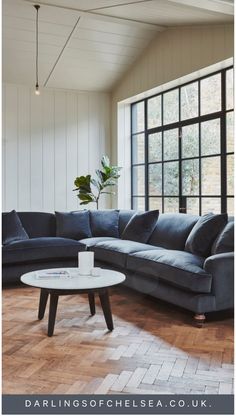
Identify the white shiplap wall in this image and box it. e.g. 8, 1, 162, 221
2, 84, 111, 212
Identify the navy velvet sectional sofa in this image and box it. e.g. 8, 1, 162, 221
2, 210, 234, 325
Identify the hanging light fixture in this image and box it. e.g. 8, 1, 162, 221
34, 5, 40, 95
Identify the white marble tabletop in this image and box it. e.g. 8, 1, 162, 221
20, 268, 126, 290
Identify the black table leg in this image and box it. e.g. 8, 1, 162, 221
88, 292, 95, 316
48, 293, 59, 337
38, 289, 49, 320
99, 290, 113, 331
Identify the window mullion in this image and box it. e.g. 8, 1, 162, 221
198, 79, 202, 216
144, 100, 149, 211
221, 70, 227, 213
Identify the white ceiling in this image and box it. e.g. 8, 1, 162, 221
2, 0, 234, 92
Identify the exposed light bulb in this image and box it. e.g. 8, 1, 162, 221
35, 84, 40, 95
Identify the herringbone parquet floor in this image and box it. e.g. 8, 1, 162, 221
2, 285, 234, 395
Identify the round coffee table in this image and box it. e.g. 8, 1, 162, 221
21, 268, 125, 337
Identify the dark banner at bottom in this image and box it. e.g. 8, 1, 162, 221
2, 394, 234, 415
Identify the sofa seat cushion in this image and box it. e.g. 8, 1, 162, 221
2, 237, 86, 265
79, 237, 116, 247
127, 249, 212, 293
91, 239, 157, 268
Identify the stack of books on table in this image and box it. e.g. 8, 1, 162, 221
35, 270, 70, 279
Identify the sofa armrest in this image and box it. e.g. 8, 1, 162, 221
204, 252, 234, 310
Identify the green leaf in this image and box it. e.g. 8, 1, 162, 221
78, 193, 94, 202
74, 175, 91, 193
96, 169, 108, 183
80, 201, 92, 205
91, 178, 101, 191
101, 155, 110, 169
103, 180, 116, 187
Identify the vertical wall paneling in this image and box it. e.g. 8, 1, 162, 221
2, 84, 6, 211
77, 93, 89, 176
112, 25, 233, 104
99, 93, 111, 208
42, 90, 55, 212
5, 84, 18, 210
77, 93, 89, 209
30, 89, 43, 210
3, 84, 110, 212
66, 92, 78, 211
18, 86, 30, 211
54, 91, 69, 211
88, 93, 100, 178
87, 93, 101, 209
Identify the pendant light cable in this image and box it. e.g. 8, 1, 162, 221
34, 5, 40, 94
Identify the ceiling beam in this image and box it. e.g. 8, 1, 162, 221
88, 0, 155, 12
23, 0, 165, 31
167, 0, 234, 16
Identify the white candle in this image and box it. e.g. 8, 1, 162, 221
78, 252, 94, 275
91, 267, 101, 277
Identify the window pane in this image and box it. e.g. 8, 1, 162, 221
201, 119, 220, 156
187, 198, 199, 215
227, 112, 234, 153
182, 124, 199, 158
200, 74, 221, 115
132, 134, 144, 164
133, 197, 145, 211
163, 129, 179, 161
227, 198, 234, 216
148, 96, 162, 128
201, 157, 221, 195
181, 82, 198, 120
163, 89, 179, 125
132, 165, 145, 195
149, 133, 162, 162
149, 164, 162, 195
132, 102, 144, 133
164, 197, 179, 213
182, 159, 199, 195
201, 198, 221, 214
149, 197, 162, 212
164, 161, 179, 195
227, 154, 234, 195
226, 68, 234, 110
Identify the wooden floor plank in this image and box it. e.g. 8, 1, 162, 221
2, 286, 234, 394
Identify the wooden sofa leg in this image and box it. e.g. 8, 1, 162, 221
194, 313, 206, 328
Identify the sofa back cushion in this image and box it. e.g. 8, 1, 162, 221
122, 210, 159, 243
185, 213, 228, 257
211, 220, 234, 255
55, 210, 92, 240
89, 210, 119, 238
2, 210, 29, 245
17, 212, 56, 238
119, 210, 137, 235
148, 213, 198, 250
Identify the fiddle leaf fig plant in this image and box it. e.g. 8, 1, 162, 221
74, 156, 122, 209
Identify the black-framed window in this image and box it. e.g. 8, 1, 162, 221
131, 67, 234, 215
